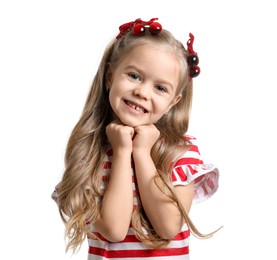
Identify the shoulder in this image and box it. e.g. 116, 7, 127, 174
180, 134, 202, 160
184, 134, 196, 140
184, 134, 198, 145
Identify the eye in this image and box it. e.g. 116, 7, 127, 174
128, 72, 141, 81
155, 84, 167, 93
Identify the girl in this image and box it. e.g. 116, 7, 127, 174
52, 18, 220, 259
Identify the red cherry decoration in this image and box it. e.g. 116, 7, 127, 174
187, 54, 199, 66
133, 23, 145, 36
189, 66, 200, 78
149, 22, 162, 35
116, 18, 163, 39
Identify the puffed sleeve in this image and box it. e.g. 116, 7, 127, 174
51, 183, 60, 203
171, 136, 219, 204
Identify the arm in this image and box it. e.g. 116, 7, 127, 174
93, 121, 134, 242
132, 125, 194, 239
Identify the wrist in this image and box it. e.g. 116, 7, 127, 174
132, 147, 151, 159
113, 148, 132, 157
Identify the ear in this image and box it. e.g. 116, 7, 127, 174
172, 94, 182, 106
165, 94, 182, 114
105, 66, 113, 90
167, 94, 182, 112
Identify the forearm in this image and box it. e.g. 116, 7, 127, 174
133, 150, 183, 239
95, 150, 133, 241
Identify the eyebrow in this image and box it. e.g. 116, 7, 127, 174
125, 65, 175, 90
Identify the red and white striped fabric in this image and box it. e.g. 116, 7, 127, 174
85, 135, 219, 260
51, 135, 219, 259
171, 135, 219, 204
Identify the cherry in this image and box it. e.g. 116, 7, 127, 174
187, 54, 199, 66
149, 22, 162, 35
189, 66, 200, 78
133, 23, 145, 36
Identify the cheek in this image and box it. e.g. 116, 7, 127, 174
109, 84, 119, 99
153, 100, 170, 114
109, 78, 124, 95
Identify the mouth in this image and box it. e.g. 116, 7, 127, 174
124, 100, 148, 113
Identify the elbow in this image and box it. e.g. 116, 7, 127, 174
155, 222, 183, 240
105, 233, 127, 243
100, 226, 129, 243
94, 215, 131, 242
157, 229, 179, 240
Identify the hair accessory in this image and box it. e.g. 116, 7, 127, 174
187, 33, 200, 78
116, 18, 162, 40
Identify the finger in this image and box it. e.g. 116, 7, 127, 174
130, 127, 135, 139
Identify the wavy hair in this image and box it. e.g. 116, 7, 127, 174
57, 29, 217, 252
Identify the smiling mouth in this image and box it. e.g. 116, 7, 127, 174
124, 100, 148, 113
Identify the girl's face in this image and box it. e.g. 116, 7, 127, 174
108, 44, 182, 127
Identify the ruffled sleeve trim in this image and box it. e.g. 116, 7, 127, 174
171, 136, 219, 204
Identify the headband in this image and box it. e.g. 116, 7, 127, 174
116, 18, 200, 79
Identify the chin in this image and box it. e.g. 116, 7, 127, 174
121, 120, 141, 127
118, 117, 145, 127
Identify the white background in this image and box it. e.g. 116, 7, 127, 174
1, 0, 276, 259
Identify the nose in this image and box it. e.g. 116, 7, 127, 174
133, 83, 150, 100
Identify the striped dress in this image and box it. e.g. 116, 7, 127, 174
52, 135, 219, 259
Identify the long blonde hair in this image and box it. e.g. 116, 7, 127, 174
57, 29, 216, 252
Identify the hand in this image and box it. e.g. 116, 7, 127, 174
106, 120, 135, 153
132, 124, 160, 153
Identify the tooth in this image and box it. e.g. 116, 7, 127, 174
126, 101, 145, 112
